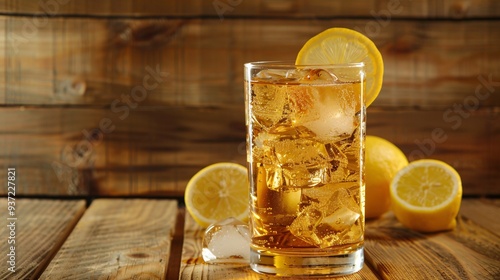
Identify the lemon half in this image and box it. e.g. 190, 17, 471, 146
185, 162, 249, 228
390, 159, 462, 232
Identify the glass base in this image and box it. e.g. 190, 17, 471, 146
250, 246, 364, 277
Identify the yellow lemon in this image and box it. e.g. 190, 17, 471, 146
365, 135, 408, 219
295, 27, 384, 106
390, 159, 462, 232
184, 162, 249, 228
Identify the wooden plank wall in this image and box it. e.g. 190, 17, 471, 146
0, 0, 499, 197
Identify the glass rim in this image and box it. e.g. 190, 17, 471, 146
244, 60, 364, 69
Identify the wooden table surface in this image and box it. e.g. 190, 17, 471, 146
0, 198, 498, 279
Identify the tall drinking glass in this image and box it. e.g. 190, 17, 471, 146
245, 62, 365, 276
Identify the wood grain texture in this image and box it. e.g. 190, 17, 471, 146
367, 107, 500, 195
0, 0, 498, 18
0, 199, 85, 280
459, 198, 500, 233
165, 207, 185, 280
0, 106, 497, 196
0, 2, 498, 198
0, 17, 499, 107
0, 106, 246, 196
179, 199, 500, 279
0, 198, 496, 278
39, 199, 178, 279
179, 212, 379, 280
365, 209, 500, 279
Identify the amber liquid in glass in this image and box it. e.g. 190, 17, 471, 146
247, 68, 365, 275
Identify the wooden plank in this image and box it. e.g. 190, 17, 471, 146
179, 212, 379, 279
428, 221, 500, 280
367, 107, 500, 196
459, 198, 500, 234
0, 0, 498, 18
39, 199, 178, 279
0, 199, 85, 280
0, 105, 246, 196
0, 106, 497, 196
1, 17, 499, 107
365, 202, 500, 280
165, 207, 186, 280
179, 199, 500, 279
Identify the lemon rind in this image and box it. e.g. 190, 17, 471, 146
184, 162, 249, 228
295, 27, 384, 107
390, 159, 462, 213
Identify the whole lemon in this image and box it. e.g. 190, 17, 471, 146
365, 135, 408, 219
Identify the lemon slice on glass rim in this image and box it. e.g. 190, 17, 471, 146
184, 162, 249, 228
295, 27, 384, 107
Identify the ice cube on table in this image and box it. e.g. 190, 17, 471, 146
202, 217, 250, 264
